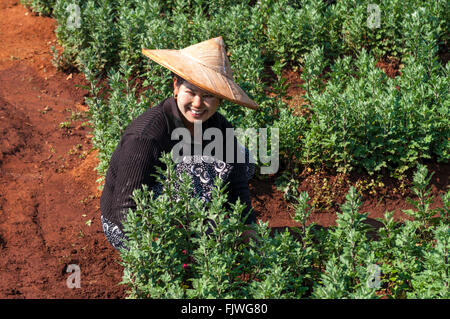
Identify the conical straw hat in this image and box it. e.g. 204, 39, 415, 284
142, 37, 258, 110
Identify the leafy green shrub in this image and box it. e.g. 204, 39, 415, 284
324, 0, 449, 59
37, 0, 449, 73
372, 164, 449, 298
312, 186, 379, 298
265, 0, 328, 64
120, 155, 449, 299
272, 106, 307, 171
120, 152, 314, 298
21, 0, 56, 16
408, 224, 449, 298
302, 38, 449, 175
82, 62, 154, 181
52, 0, 121, 73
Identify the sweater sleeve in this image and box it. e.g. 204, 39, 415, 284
110, 134, 161, 230
226, 141, 257, 225
227, 161, 256, 225
214, 113, 256, 225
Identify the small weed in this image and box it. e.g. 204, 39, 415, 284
59, 121, 71, 129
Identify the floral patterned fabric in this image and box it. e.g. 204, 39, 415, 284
102, 148, 255, 251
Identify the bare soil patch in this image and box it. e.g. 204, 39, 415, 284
0, 1, 125, 298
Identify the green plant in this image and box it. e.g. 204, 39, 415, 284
312, 186, 378, 298
83, 62, 151, 182
373, 164, 449, 298
402, 164, 438, 232
59, 121, 71, 129
303, 43, 448, 176
265, 0, 328, 66
121, 152, 315, 298
21, 0, 55, 16
408, 223, 449, 299
274, 170, 300, 202
119, 154, 449, 299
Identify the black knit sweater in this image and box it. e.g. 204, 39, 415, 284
100, 97, 255, 232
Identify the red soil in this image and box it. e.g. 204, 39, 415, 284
0, 1, 125, 298
0, 1, 448, 299
376, 56, 402, 78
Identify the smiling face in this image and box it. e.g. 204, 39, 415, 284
173, 77, 221, 130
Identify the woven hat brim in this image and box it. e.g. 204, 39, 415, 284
142, 48, 258, 110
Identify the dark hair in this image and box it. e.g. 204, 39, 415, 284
171, 72, 223, 104
172, 72, 185, 87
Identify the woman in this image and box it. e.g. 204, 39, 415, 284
100, 37, 258, 250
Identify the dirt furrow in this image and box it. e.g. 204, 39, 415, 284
0, 1, 126, 298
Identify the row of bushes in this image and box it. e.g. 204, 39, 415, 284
121, 154, 449, 298
26, 0, 449, 68
295, 44, 449, 175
